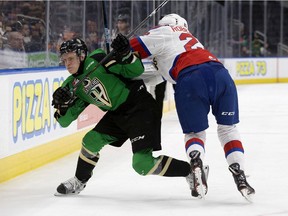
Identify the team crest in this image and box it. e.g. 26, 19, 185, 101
83, 77, 111, 107
83, 78, 91, 88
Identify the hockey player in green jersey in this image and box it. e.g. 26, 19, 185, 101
53, 35, 194, 196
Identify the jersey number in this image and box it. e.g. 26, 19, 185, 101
179, 33, 203, 51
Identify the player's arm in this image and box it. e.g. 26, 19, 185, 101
130, 27, 165, 59
107, 33, 145, 78
52, 86, 88, 127
130, 37, 152, 59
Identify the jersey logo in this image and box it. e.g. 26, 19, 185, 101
83, 77, 112, 107
131, 135, 145, 143
221, 112, 235, 116
72, 78, 80, 86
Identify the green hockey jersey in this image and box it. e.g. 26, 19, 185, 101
56, 49, 144, 127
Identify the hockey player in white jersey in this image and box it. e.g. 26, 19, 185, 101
129, 14, 255, 201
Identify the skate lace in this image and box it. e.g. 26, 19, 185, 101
229, 164, 255, 196
233, 172, 255, 195
234, 172, 247, 187
190, 151, 203, 169
229, 166, 248, 189
64, 177, 84, 192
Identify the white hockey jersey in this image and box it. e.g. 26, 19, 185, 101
130, 25, 220, 83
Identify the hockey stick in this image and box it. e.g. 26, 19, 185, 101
102, 0, 111, 53
125, 0, 169, 39
69, 0, 169, 99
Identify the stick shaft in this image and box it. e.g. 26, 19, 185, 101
102, 1, 110, 53
126, 0, 169, 39
72, 0, 169, 93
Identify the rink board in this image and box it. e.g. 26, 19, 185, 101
224, 57, 288, 84
0, 57, 287, 183
0, 64, 175, 183
0, 67, 107, 182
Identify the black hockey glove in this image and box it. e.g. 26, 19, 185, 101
52, 86, 74, 116
111, 33, 133, 64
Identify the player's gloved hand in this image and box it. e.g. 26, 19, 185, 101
52, 86, 74, 115
111, 33, 133, 64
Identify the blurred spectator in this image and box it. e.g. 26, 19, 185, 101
25, 22, 45, 52
56, 27, 76, 52
86, 19, 99, 51
260, 42, 270, 56
20, 22, 31, 45
3, 30, 24, 52
231, 25, 250, 57
0, 30, 27, 68
111, 14, 130, 38
10, 20, 23, 32
101, 14, 131, 52
240, 28, 250, 57
0, 21, 4, 35
0, 21, 4, 49
252, 32, 262, 57
252, 31, 271, 57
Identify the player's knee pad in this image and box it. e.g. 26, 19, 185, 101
82, 130, 115, 153
132, 149, 155, 176
217, 124, 241, 147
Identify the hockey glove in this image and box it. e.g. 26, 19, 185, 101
111, 33, 133, 64
52, 86, 74, 115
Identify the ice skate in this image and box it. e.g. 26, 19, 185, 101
54, 176, 86, 196
186, 151, 208, 199
229, 163, 255, 202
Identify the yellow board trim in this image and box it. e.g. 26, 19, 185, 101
163, 100, 175, 114
234, 78, 278, 85
278, 78, 288, 83
234, 78, 288, 85
0, 129, 89, 183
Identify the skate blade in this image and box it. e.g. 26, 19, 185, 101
194, 167, 207, 199
54, 191, 80, 197
240, 188, 254, 203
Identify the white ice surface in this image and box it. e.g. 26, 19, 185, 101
1, 83, 288, 216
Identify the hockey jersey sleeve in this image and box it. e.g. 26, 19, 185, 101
56, 98, 89, 127
130, 27, 165, 59
107, 54, 145, 78
54, 78, 89, 127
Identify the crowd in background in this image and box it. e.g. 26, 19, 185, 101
0, 1, 133, 69
0, 2, 45, 52
0, 0, 287, 70
234, 27, 270, 58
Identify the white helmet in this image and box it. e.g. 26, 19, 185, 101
158, 13, 188, 28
